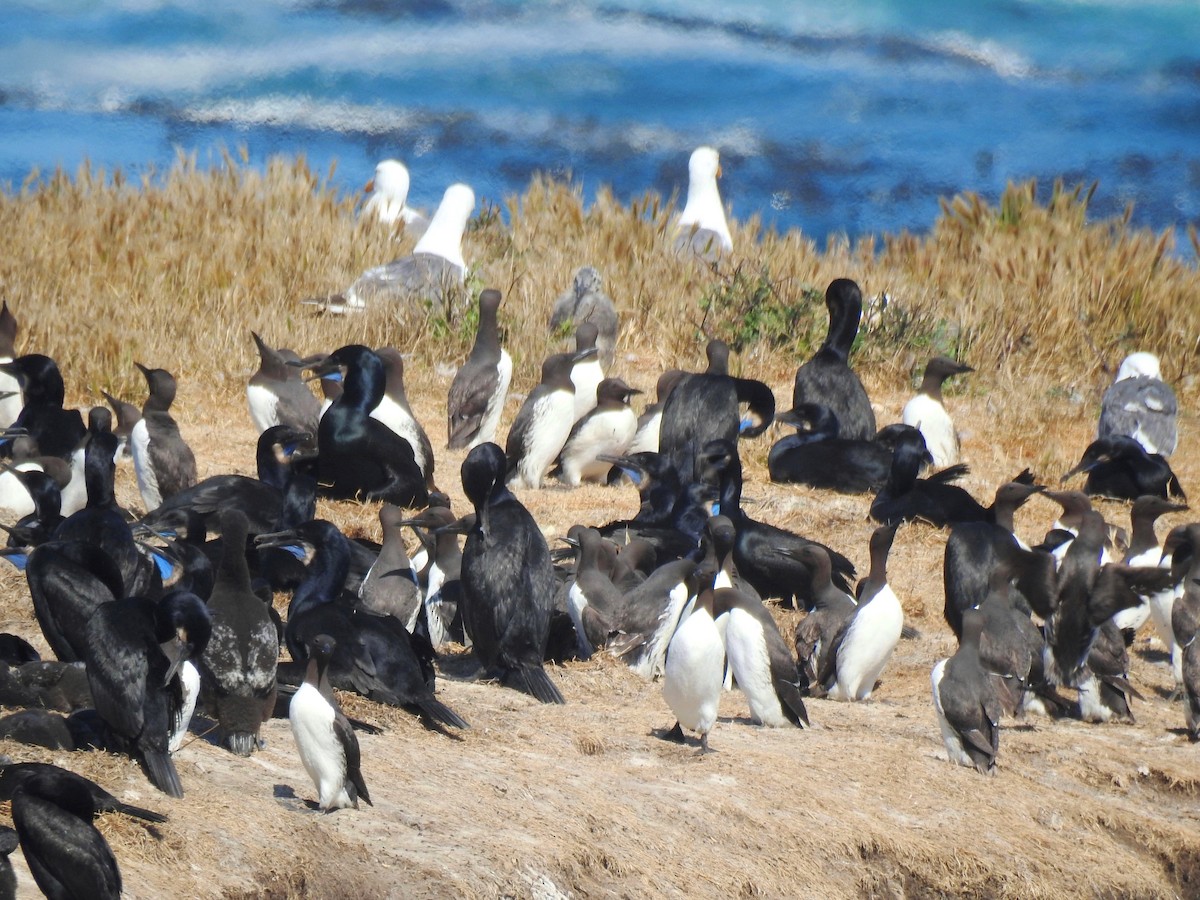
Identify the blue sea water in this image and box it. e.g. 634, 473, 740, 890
1, 0, 1198, 247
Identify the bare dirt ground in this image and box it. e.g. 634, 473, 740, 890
0, 354, 1197, 900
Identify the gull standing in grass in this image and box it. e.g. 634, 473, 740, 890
673, 146, 733, 261
362, 159, 428, 236
549, 266, 618, 369
1098, 352, 1177, 457
315, 183, 474, 314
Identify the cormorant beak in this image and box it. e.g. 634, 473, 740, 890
276, 427, 316, 451
597, 455, 645, 487
774, 409, 806, 429
432, 515, 474, 537
1060, 457, 1104, 483
289, 354, 341, 383
254, 531, 312, 562
160, 638, 186, 686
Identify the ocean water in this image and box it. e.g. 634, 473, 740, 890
2, 0, 1198, 246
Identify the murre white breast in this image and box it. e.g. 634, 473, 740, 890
901, 356, 973, 468
289, 633, 372, 812
662, 589, 725, 751
826, 524, 903, 701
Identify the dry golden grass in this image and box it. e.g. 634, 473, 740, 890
0, 156, 1197, 898
3, 155, 1197, 407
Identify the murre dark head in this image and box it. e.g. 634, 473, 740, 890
0, 302, 17, 359
134, 362, 178, 412
917, 356, 974, 400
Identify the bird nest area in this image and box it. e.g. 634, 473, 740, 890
0, 162, 1198, 897
0, 372, 1196, 899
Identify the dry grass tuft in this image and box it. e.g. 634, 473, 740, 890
573, 734, 606, 757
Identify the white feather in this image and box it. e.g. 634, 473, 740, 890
713, 608, 734, 690
662, 602, 725, 738
470, 350, 512, 449
0, 359, 21, 430
423, 559, 448, 649
628, 410, 661, 455
169, 660, 200, 752
559, 406, 637, 486
512, 388, 575, 489
675, 147, 733, 252
629, 581, 691, 680
60, 448, 86, 516
289, 682, 355, 811
566, 581, 593, 658
829, 585, 904, 701
571, 359, 604, 422
370, 395, 428, 476
0, 463, 37, 518
902, 392, 959, 467
1112, 599, 1151, 633
1075, 672, 1114, 723
725, 608, 789, 726
412, 183, 474, 271
130, 418, 162, 511
246, 383, 280, 434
